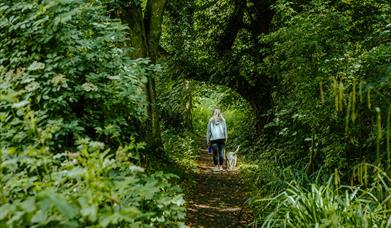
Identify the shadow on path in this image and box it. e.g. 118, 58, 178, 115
185, 148, 253, 228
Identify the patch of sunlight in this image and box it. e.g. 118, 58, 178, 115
190, 204, 241, 212
238, 163, 259, 170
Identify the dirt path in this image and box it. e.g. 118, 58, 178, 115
185, 149, 253, 227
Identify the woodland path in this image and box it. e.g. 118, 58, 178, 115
185, 143, 253, 227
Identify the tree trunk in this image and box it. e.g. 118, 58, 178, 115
144, 0, 167, 61
116, 5, 148, 57
145, 77, 162, 149
240, 88, 272, 136
227, 74, 273, 136
115, 0, 167, 151
248, 97, 271, 135
183, 80, 193, 130
144, 0, 167, 150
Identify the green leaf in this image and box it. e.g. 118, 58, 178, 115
21, 197, 36, 213
27, 61, 45, 71
0, 204, 14, 220
80, 201, 98, 222
49, 193, 78, 219
12, 100, 30, 108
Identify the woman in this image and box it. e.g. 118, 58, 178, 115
207, 108, 228, 171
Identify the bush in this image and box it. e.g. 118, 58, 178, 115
0, 1, 186, 227
0, 139, 186, 227
0, 106, 185, 227
162, 129, 198, 170
0, 0, 147, 150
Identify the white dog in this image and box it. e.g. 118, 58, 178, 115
226, 145, 240, 170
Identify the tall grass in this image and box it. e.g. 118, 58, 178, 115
250, 164, 391, 227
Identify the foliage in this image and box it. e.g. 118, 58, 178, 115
0, 1, 187, 227
164, 0, 264, 84
192, 85, 253, 146
259, 0, 390, 173
163, 0, 275, 135
156, 74, 194, 132
0, 0, 147, 150
0, 136, 185, 227
1, 0, 390, 226
251, 165, 391, 227
240, 0, 390, 225
161, 130, 198, 170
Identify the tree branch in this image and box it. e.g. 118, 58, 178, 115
215, 0, 246, 53
144, 0, 168, 61
115, 4, 148, 58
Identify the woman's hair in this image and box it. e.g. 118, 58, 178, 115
211, 108, 225, 122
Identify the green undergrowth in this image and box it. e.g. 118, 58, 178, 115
253, 166, 390, 227
0, 2, 187, 226
0, 137, 186, 227
0, 105, 186, 227
239, 152, 391, 227
148, 130, 199, 199
162, 130, 199, 172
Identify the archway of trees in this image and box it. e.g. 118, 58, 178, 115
0, 0, 390, 226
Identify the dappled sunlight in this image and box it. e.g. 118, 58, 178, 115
190, 204, 241, 212
1, 0, 389, 227
185, 146, 253, 227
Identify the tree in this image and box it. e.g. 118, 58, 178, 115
253, 0, 390, 173
113, 0, 168, 150
163, 0, 276, 135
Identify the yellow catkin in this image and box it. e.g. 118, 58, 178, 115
364, 163, 368, 186
332, 78, 338, 112
359, 80, 363, 103
387, 105, 390, 170
368, 89, 372, 110
352, 79, 357, 123
358, 164, 363, 185
345, 93, 352, 132
334, 168, 340, 187
376, 107, 382, 165
339, 80, 344, 112
320, 81, 325, 105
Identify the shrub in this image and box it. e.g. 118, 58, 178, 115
0, 0, 147, 150
0, 1, 186, 227
0, 139, 186, 227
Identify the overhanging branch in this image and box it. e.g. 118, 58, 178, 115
215, 0, 246, 53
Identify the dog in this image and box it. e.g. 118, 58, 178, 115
226, 145, 240, 170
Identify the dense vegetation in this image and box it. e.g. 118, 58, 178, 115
0, 1, 184, 227
1, 0, 390, 227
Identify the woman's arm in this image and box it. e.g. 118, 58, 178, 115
224, 121, 228, 143
207, 120, 211, 145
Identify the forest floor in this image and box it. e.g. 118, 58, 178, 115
185, 145, 253, 227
